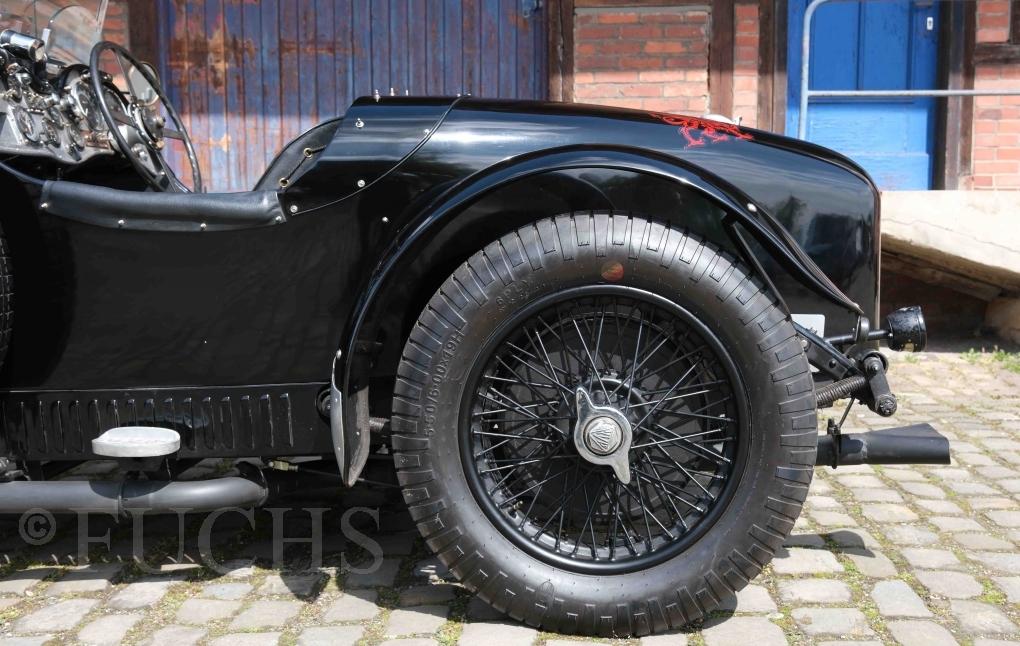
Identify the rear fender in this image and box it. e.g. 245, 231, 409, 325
336, 145, 862, 484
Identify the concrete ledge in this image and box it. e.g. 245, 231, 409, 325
881, 190, 1020, 293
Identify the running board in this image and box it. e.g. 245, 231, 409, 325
815, 423, 950, 468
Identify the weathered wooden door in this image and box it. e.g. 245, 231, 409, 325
154, 0, 548, 192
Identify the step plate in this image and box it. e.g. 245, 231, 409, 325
92, 426, 181, 458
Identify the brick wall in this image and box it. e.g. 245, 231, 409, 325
732, 2, 759, 127
972, 0, 1020, 189
573, 6, 710, 114
102, 1, 130, 47
572, 3, 757, 126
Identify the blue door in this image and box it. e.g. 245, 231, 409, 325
786, 0, 940, 189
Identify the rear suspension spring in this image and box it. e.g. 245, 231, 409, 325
816, 374, 867, 408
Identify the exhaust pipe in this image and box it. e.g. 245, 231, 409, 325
0, 476, 268, 515
816, 423, 950, 468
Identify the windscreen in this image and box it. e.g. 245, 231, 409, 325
0, 0, 107, 64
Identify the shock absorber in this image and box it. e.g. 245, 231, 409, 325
815, 374, 867, 408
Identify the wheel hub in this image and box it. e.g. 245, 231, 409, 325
573, 387, 633, 483
582, 416, 623, 455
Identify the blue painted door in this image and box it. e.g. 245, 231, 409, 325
786, 0, 940, 189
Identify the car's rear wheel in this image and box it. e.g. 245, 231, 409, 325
392, 213, 816, 636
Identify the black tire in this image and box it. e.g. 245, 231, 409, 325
392, 212, 815, 636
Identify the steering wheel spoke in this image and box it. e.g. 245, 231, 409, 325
89, 40, 202, 193
110, 111, 133, 127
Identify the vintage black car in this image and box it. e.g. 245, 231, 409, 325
0, 0, 947, 637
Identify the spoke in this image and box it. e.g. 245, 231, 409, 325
484, 374, 558, 389
472, 430, 556, 443
478, 390, 563, 437
623, 307, 644, 412
631, 362, 700, 432
479, 453, 575, 473
571, 317, 610, 400
631, 467, 706, 512
573, 474, 609, 558
498, 341, 573, 416
116, 52, 135, 95
630, 388, 714, 411
644, 441, 716, 500
112, 111, 134, 126
534, 315, 590, 378
499, 349, 570, 394
509, 451, 561, 524
472, 399, 559, 416
494, 459, 570, 504
645, 423, 731, 464
641, 454, 689, 530
631, 427, 730, 449
643, 344, 708, 383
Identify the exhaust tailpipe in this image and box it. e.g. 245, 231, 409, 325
0, 476, 268, 515
816, 423, 950, 468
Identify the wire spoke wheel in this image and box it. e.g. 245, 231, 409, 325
395, 215, 815, 633
462, 290, 748, 573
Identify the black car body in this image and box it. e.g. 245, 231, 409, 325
2, 96, 879, 468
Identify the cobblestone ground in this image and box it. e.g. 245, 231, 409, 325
0, 349, 1016, 645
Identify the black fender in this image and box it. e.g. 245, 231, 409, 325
335, 145, 863, 484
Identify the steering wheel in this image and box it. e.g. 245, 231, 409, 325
89, 41, 202, 192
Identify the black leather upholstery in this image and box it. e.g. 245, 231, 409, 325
254, 116, 343, 191
41, 180, 286, 232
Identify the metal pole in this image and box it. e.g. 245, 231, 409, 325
808, 89, 1020, 98
798, 0, 830, 140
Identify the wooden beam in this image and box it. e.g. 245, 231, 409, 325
975, 42, 1020, 64
1011, 0, 1020, 43
937, 1, 975, 190
757, 0, 776, 131
547, 0, 575, 102
126, 0, 159, 67
882, 252, 1002, 302
709, 0, 734, 117
771, 0, 788, 133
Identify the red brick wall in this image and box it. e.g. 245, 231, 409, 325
102, 1, 130, 47
572, 3, 758, 125
573, 6, 710, 114
972, 0, 1020, 189
732, 2, 759, 127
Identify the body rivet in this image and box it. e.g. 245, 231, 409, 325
274, 215, 283, 223
382, 217, 389, 223
117, 219, 125, 227
354, 118, 364, 129
199, 222, 207, 230
289, 204, 299, 214
356, 179, 366, 188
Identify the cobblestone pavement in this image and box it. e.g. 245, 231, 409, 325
0, 349, 1016, 644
